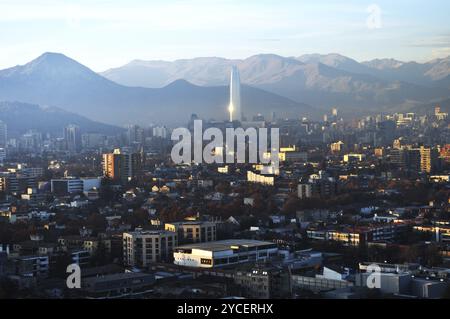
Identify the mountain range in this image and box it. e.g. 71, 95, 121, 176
102, 53, 450, 115
0, 101, 123, 137
0, 52, 449, 131
0, 53, 313, 126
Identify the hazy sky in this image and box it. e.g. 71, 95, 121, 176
1, 0, 449, 71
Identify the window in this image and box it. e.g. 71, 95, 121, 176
201, 258, 212, 265
229, 257, 238, 263
214, 258, 228, 265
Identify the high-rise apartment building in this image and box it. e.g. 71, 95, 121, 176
165, 221, 217, 244
419, 146, 438, 173
103, 148, 142, 182
435, 105, 448, 121
126, 125, 145, 145
390, 146, 438, 173
0, 148, 5, 163
0, 173, 37, 194
0, 121, 7, 148
64, 125, 82, 153
123, 230, 178, 267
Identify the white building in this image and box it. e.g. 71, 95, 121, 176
173, 239, 278, 268
152, 126, 168, 139
50, 177, 101, 195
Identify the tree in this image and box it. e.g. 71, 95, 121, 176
281, 197, 301, 216
443, 285, 450, 299
215, 182, 230, 194
159, 204, 184, 222
99, 178, 117, 204
90, 242, 110, 267
86, 213, 107, 232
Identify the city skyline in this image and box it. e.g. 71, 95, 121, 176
1, 0, 450, 305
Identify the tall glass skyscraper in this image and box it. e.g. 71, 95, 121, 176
228, 66, 242, 122
64, 124, 82, 153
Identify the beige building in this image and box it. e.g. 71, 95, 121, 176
165, 221, 217, 244
343, 153, 365, 163
123, 230, 177, 268
330, 141, 344, 153
247, 171, 275, 186
103, 148, 142, 182
420, 146, 435, 173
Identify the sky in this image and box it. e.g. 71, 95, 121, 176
0, 0, 449, 71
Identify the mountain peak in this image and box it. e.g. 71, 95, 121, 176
4, 52, 100, 80
28, 52, 80, 68
164, 79, 195, 89
38, 52, 69, 60
247, 53, 300, 63
363, 58, 405, 70
298, 53, 358, 65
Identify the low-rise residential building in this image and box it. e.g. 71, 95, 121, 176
50, 177, 101, 195
307, 224, 407, 246
234, 266, 291, 299
58, 236, 112, 254
82, 272, 155, 298
291, 274, 353, 293
12, 255, 50, 278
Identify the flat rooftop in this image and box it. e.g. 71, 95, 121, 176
175, 239, 276, 252
83, 272, 154, 284
168, 221, 215, 226
124, 230, 175, 236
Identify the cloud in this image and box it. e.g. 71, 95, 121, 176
408, 34, 450, 48
431, 47, 450, 59
405, 34, 450, 60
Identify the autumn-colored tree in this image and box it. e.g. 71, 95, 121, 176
159, 204, 184, 222
86, 213, 107, 232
